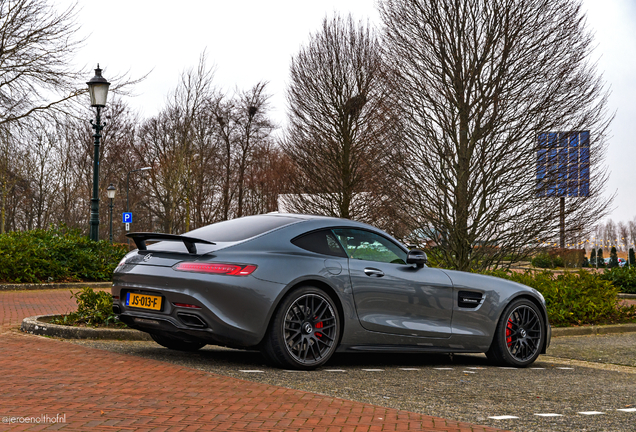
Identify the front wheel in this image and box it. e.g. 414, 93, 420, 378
486, 298, 545, 367
150, 332, 206, 352
262, 286, 340, 370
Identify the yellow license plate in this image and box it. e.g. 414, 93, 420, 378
126, 292, 162, 310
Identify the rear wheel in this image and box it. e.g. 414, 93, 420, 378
486, 298, 544, 367
150, 332, 206, 352
262, 286, 340, 370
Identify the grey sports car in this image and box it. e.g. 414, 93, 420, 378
112, 213, 550, 370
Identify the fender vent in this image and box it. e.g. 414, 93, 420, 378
458, 291, 483, 308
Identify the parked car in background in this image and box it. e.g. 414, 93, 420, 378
604, 257, 627, 267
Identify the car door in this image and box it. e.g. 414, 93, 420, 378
333, 228, 454, 339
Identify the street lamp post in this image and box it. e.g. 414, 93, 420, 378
86, 65, 110, 242
107, 184, 116, 243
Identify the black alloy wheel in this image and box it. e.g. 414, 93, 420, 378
487, 298, 544, 367
263, 286, 340, 370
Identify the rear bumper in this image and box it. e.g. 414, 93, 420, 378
114, 304, 261, 348
112, 264, 287, 348
116, 310, 232, 346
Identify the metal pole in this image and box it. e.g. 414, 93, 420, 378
126, 167, 151, 248
559, 197, 565, 249
127, 171, 131, 248
89, 107, 104, 241
109, 197, 113, 243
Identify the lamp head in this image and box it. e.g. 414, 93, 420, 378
87, 64, 111, 107
106, 183, 116, 199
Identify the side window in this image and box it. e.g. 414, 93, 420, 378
332, 229, 407, 264
291, 229, 348, 258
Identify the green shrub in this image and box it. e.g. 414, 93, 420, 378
609, 246, 619, 268
597, 249, 606, 267
531, 252, 565, 268
482, 269, 636, 327
52, 287, 124, 327
531, 253, 553, 268
601, 266, 636, 294
0, 226, 127, 283
548, 248, 584, 267
629, 248, 636, 267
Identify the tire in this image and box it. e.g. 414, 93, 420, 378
150, 332, 206, 352
486, 298, 545, 367
262, 286, 340, 370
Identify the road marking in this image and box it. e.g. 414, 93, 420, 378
361, 369, 384, 372
616, 408, 636, 412
434, 368, 454, 370
399, 368, 420, 371
578, 411, 605, 415
239, 370, 264, 373
462, 371, 476, 374
324, 369, 346, 372
498, 367, 517, 370
534, 413, 563, 417
488, 415, 518, 420
557, 367, 574, 370
466, 367, 484, 369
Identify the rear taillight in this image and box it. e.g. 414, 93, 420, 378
173, 262, 257, 276
173, 302, 201, 309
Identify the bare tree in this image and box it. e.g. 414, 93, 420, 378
243, 142, 289, 215
380, 0, 613, 270
604, 219, 617, 251
0, 127, 23, 232
234, 82, 275, 218
0, 0, 85, 126
629, 218, 636, 251
282, 14, 400, 226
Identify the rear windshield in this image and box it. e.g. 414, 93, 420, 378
185, 215, 301, 242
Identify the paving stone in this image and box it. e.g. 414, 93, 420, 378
0, 289, 506, 432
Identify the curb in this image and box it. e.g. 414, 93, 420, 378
551, 323, 636, 337
21, 315, 152, 341
1, 282, 112, 291
618, 293, 636, 300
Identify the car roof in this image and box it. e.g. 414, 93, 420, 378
266, 212, 381, 229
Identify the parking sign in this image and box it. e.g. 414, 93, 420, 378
122, 212, 133, 223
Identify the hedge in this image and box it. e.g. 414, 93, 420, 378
482, 269, 636, 327
0, 226, 127, 283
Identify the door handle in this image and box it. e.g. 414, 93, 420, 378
364, 268, 384, 277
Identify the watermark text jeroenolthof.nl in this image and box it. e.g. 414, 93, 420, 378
2, 414, 66, 424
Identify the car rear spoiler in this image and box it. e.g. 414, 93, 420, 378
126, 232, 215, 255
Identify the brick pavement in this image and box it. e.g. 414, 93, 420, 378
0, 289, 508, 432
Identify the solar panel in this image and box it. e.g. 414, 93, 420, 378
536, 131, 590, 198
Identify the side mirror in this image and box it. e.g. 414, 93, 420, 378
406, 249, 428, 268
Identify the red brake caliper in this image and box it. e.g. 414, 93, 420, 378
315, 319, 323, 337
506, 318, 513, 347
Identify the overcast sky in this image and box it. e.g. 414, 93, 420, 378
60, 0, 635, 225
